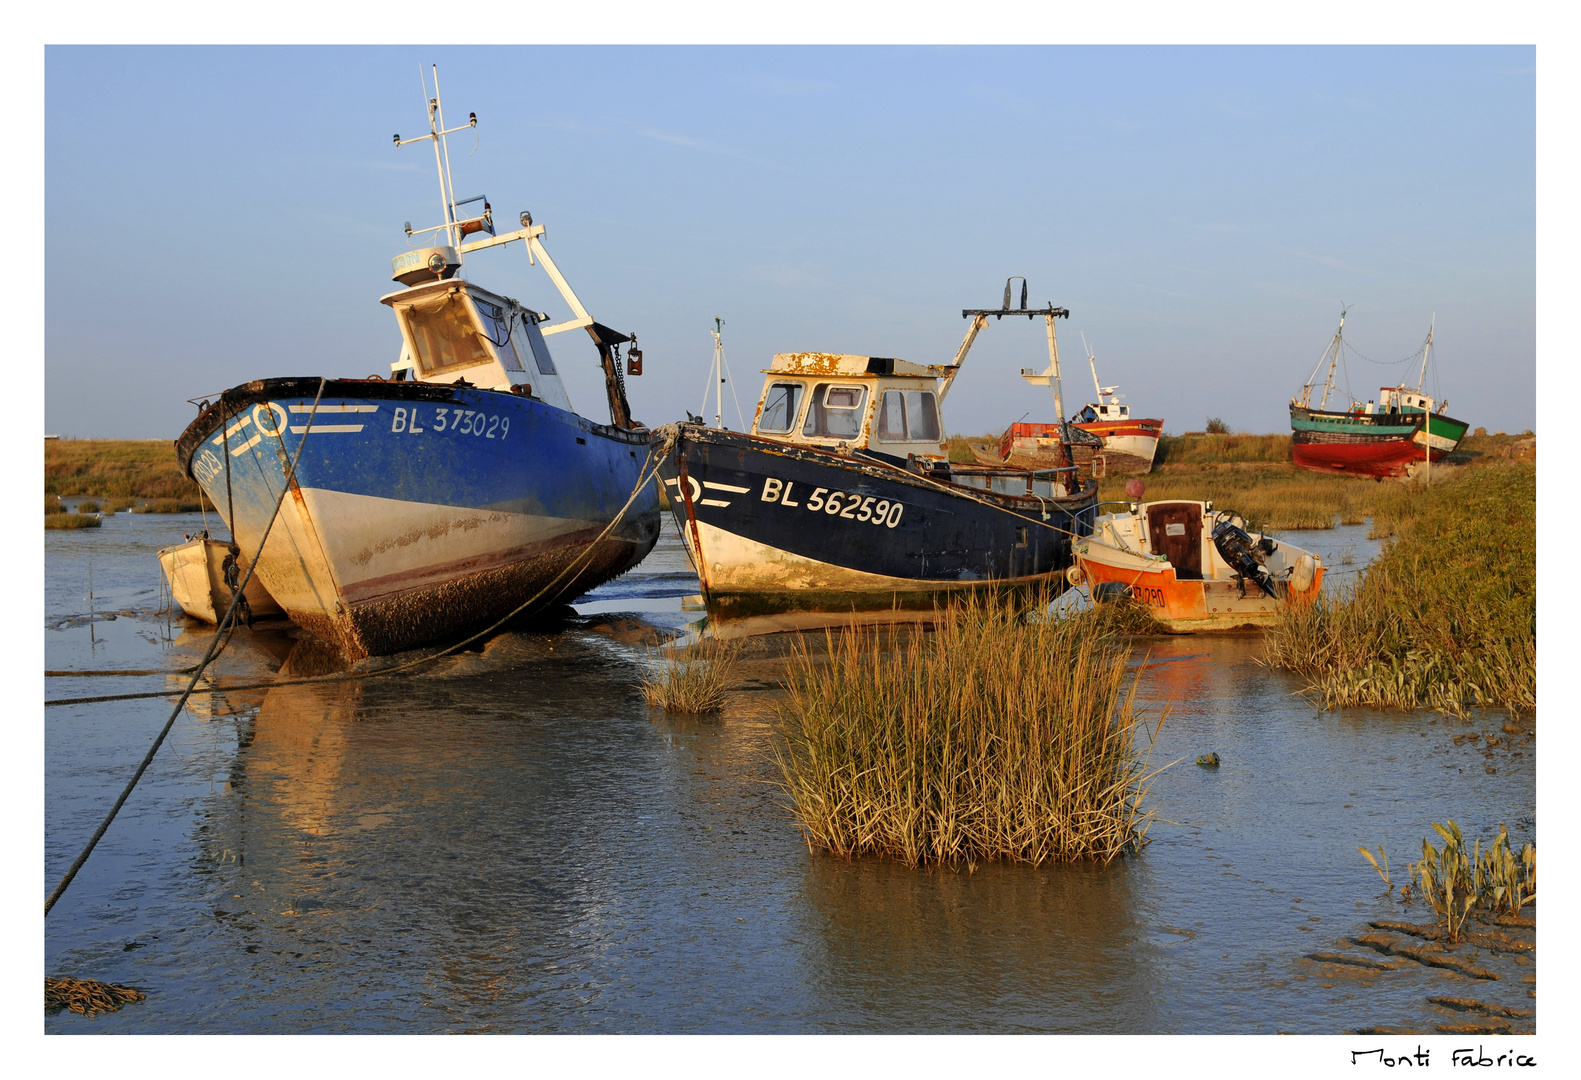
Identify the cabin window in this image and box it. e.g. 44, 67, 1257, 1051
803, 384, 868, 439
758, 382, 804, 434
876, 389, 940, 443
400, 292, 494, 375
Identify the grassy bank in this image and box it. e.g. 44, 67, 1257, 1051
45, 439, 206, 502
775, 596, 1165, 867
1263, 461, 1535, 714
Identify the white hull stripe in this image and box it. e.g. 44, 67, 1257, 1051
289, 404, 380, 413
211, 413, 254, 447
699, 498, 732, 507
702, 481, 750, 493
289, 424, 366, 434
231, 433, 263, 455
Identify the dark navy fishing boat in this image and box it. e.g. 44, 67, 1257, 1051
172, 69, 659, 658
655, 287, 1099, 617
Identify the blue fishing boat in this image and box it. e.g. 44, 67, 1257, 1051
173, 69, 660, 658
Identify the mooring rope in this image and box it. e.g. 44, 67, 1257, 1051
43, 431, 673, 711
45, 379, 327, 915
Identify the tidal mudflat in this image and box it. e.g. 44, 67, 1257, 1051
45, 512, 1533, 1033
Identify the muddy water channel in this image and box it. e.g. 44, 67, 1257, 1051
45, 512, 1535, 1033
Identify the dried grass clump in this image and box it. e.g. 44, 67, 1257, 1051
45, 976, 145, 1017
776, 595, 1167, 867
1264, 462, 1534, 714
641, 637, 742, 713
45, 513, 102, 530
74, 499, 101, 514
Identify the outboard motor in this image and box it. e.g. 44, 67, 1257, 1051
1211, 519, 1280, 598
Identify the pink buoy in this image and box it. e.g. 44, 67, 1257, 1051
1124, 479, 1146, 500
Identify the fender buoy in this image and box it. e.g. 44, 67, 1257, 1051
1290, 553, 1316, 593
1066, 563, 1086, 587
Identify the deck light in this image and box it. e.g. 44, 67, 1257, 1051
519, 211, 532, 228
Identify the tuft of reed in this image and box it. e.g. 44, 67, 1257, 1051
1264, 462, 1534, 714
134, 498, 204, 514
1409, 821, 1535, 941
774, 594, 1167, 867
74, 499, 101, 514
641, 637, 742, 713
45, 495, 64, 515
1086, 596, 1171, 635
45, 513, 102, 530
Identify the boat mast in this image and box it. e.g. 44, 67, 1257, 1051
701, 317, 745, 429
1044, 311, 1067, 427
1082, 332, 1102, 403
1417, 313, 1435, 394
395, 65, 478, 251
1319, 308, 1346, 410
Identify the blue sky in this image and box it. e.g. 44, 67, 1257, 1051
45, 45, 1534, 439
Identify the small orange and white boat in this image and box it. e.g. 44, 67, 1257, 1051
1070, 499, 1323, 632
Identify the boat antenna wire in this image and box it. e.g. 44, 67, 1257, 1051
44, 431, 676, 710
45, 379, 329, 916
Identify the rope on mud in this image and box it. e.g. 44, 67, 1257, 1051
45, 380, 327, 916
43, 431, 675, 710
46, 977, 146, 1017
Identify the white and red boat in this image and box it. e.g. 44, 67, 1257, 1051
1070, 498, 1324, 632
1006, 335, 1162, 475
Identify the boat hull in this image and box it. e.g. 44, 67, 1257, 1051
1290, 405, 1469, 479
656, 424, 1098, 617
1077, 557, 1323, 632
1071, 418, 1164, 473
157, 537, 284, 623
175, 378, 661, 658
1074, 501, 1324, 632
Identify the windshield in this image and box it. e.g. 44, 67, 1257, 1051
802, 384, 868, 440
400, 292, 494, 375
758, 382, 804, 433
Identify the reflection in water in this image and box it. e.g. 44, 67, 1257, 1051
798, 857, 1159, 1032
46, 520, 1537, 1033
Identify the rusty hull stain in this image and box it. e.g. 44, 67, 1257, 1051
348, 510, 518, 567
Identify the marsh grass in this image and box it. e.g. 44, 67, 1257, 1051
1264, 462, 1534, 714
641, 637, 742, 713
946, 434, 985, 464
45, 496, 63, 515
1086, 596, 1171, 635
775, 595, 1167, 867
45, 513, 101, 530
1099, 464, 1380, 531
134, 498, 204, 514
1411, 822, 1536, 941
74, 499, 101, 514
1155, 432, 1290, 465
45, 439, 203, 501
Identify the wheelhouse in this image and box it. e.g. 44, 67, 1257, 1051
749, 353, 948, 461
380, 277, 575, 412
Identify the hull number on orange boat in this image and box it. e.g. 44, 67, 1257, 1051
1131, 585, 1167, 608
759, 477, 904, 528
